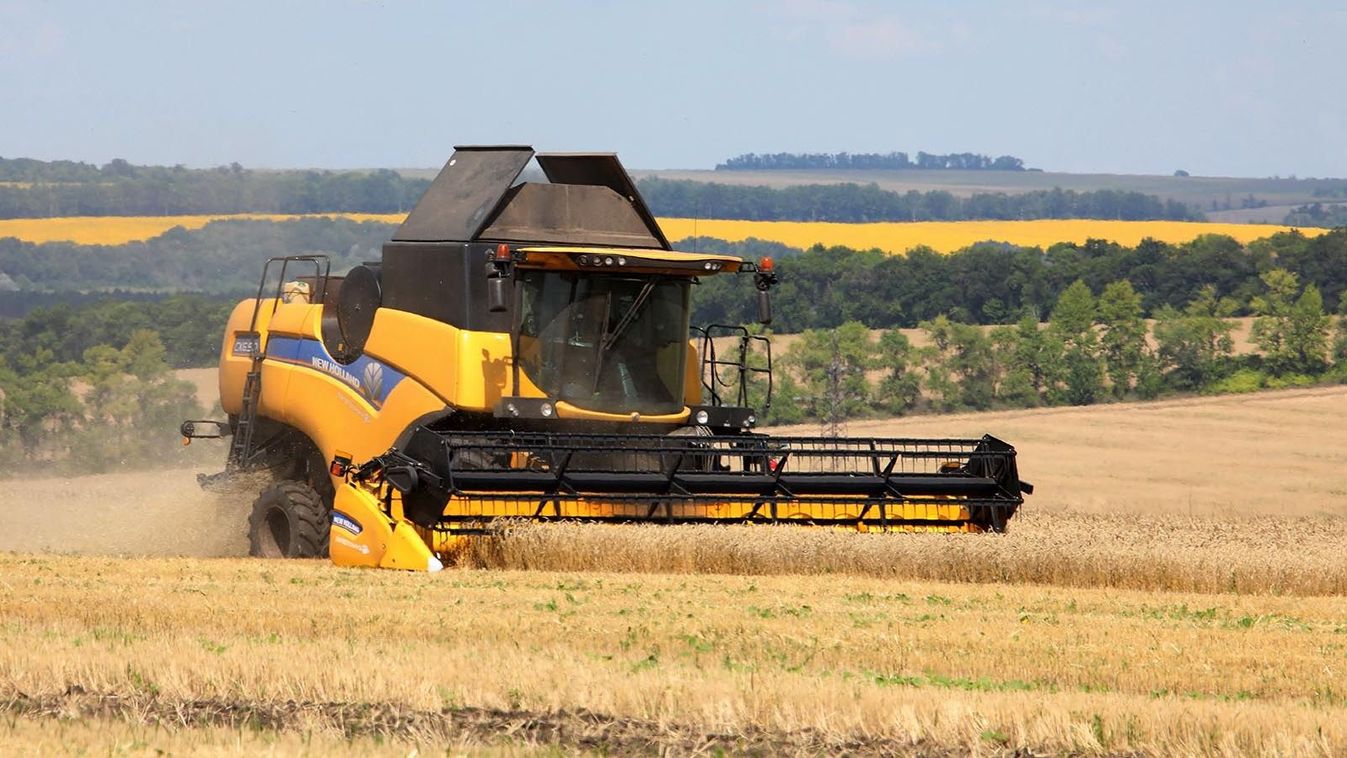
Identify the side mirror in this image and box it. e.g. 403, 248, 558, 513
487, 276, 509, 313
757, 289, 773, 325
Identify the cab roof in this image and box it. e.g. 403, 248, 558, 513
393, 147, 672, 250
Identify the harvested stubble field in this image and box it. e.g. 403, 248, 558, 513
3, 387, 1347, 755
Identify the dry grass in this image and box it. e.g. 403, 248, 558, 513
3, 555, 1347, 755
816, 386, 1347, 519
5, 385, 1347, 754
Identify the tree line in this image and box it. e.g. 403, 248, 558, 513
5, 222, 1346, 340
0, 217, 391, 293
716, 151, 1026, 171
637, 178, 1201, 222
0, 295, 234, 474
4, 155, 1208, 224
1, 296, 235, 369
1284, 203, 1347, 228
0, 157, 431, 218
760, 270, 1347, 427
0, 325, 209, 474
5, 219, 1345, 337
6, 232, 1347, 469
691, 228, 1347, 331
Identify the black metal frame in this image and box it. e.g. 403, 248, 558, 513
692, 324, 773, 412
357, 429, 1027, 533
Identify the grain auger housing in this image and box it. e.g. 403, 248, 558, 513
182, 146, 1032, 570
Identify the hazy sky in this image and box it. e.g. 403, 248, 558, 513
2, 1, 1344, 177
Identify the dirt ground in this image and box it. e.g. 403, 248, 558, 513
0, 461, 250, 557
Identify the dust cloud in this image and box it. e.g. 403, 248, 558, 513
0, 467, 257, 557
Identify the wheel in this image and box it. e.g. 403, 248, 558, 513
248, 480, 330, 558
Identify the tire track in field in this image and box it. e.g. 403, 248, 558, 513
3, 688, 976, 757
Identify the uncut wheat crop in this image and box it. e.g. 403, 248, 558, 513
459, 510, 1347, 596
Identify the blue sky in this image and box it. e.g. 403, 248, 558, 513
2, 1, 1344, 176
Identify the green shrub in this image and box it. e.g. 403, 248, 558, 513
1265, 373, 1316, 389
1204, 368, 1266, 395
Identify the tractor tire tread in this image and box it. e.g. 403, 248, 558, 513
247, 480, 330, 559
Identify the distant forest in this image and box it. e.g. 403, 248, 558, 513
0, 155, 1208, 222
692, 228, 1347, 330
637, 178, 1202, 222
1284, 203, 1347, 228
0, 157, 431, 218
0, 217, 391, 293
3, 213, 1343, 332
715, 151, 1026, 171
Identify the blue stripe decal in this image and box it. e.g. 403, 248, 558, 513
265, 336, 405, 409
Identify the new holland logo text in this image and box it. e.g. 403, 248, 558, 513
332, 510, 363, 535
310, 356, 360, 391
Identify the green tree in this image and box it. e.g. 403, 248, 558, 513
762, 373, 806, 426
2, 369, 81, 455
989, 324, 1040, 407
1097, 280, 1153, 397
919, 315, 998, 410
1047, 280, 1104, 405
1333, 298, 1347, 367
1152, 285, 1236, 390
873, 330, 921, 414
123, 329, 170, 380
782, 322, 875, 432
1251, 269, 1330, 376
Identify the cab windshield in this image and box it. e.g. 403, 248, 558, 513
518, 271, 690, 415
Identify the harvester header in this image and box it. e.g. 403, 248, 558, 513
184, 145, 1031, 570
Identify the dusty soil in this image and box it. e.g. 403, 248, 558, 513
0, 465, 251, 557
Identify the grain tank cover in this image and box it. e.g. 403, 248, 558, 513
392, 146, 533, 243
535, 153, 670, 250
392, 146, 671, 250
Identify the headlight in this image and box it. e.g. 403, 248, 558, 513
695, 409, 710, 425
540, 402, 555, 418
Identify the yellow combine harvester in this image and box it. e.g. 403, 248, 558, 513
183, 146, 1031, 571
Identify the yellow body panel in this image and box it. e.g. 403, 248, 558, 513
330, 484, 443, 571
218, 299, 280, 416
553, 401, 690, 424
224, 298, 703, 500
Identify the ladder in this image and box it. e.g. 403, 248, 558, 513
225, 255, 331, 472
226, 354, 265, 471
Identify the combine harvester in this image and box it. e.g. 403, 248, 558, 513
183, 146, 1031, 571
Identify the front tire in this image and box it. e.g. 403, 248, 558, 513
248, 480, 330, 558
